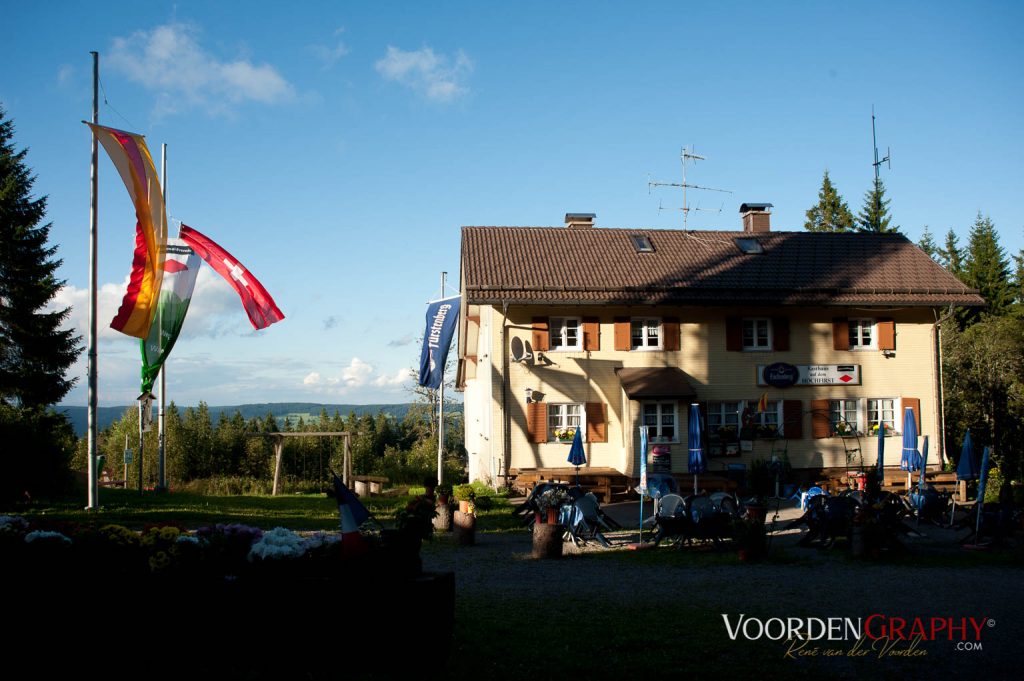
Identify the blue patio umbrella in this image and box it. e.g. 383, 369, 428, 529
900, 407, 921, 492
919, 435, 929, 488
688, 403, 706, 494
567, 426, 586, 486
956, 430, 979, 481
876, 419, 886, 484
975, 446, 992, 538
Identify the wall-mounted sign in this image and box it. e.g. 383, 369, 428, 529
757, 364, 861, 387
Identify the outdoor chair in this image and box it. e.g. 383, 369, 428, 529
564, 495, 612, 548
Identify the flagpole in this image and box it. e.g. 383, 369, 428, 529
437, 271, 446, 485
86, 50, 100, 510
157, 144, 167, 492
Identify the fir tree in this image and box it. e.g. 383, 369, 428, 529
939, 228, 964, 277
0, 108, 81, 407
804, 170, 854, 232
856, 178, 899, 233
963, 212, 1011, 316
918, 226, 939, 261
1013, 250, 1024, 310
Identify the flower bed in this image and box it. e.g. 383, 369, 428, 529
0, 515, 453, 677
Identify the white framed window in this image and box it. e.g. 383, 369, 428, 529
742, 318, 771, 351
867, 398, 897, 435
707, 401, 743, 440
829, 399, 860, 436
549, 317, 581, 351
642, 402, 678, 443
849, 318, 875, 349
547, 403, 583, 442
631, 318, 662, 350
742, 399, 783, 437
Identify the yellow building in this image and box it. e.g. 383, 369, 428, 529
456, 207, 983, 489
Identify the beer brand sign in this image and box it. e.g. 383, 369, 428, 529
758, 364, 861, 387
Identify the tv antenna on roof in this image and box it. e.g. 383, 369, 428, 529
871, 105, 891, 183
649, 146, 732, 228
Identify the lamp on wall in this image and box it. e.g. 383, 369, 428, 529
525, 387, 534, 404
882, 350, 896, 358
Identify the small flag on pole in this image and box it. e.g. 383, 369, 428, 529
756, 392, 769, 413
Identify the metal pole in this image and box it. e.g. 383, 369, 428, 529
438, 271, 446, 485
138, 399, 144, 494
86, 51, 99, 510
157, 144, 167, 491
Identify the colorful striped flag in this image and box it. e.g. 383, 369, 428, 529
179, 224, 284, 329
756, 392, 769, 413
139, 239, 200, 393
86, 123, 167, 338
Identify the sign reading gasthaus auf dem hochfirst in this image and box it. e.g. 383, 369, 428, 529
757, 363, 861, 387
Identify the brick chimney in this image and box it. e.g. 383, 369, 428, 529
565, 213, 596, 229
739, 203, 772, 233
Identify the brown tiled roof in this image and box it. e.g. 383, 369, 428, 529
461, 226, 985, 307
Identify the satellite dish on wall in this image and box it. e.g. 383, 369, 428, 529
510, 337, 532, 363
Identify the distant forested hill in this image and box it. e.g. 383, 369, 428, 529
56, 402, 461, 437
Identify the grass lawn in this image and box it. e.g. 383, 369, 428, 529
8, 487, 524, 532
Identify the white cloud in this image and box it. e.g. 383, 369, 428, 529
375, 46, 473, 102
311, 27, 351, 69
303, 372, 322, 385
373, 368, 410, 388
108, 22, 294, 117
340, 357, 374, 387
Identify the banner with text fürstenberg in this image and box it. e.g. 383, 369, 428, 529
418, 296, 460, 389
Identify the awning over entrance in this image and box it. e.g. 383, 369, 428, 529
614, 367, 697, 400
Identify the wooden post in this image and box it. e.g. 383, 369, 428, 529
272, 437, 284, 496
343, 434, 352, 487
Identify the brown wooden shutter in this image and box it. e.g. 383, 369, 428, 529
663, 317, 680, 351
877, 318, 896, 351
810, 398, 831, 439
902, 397, 921, 432
772, 317, 790, 351
832, 318, 849, 351
585, 403, 607, 443
726, 317, 742, 352
582, 317, 600, 351
783, 399, 803, 439
527, 402, 548, 444
531, 317, 549, 352
614, 317, 631, 351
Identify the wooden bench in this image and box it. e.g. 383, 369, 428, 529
351, 475, 389, 496
510, 467, 622, 502
99, 468, 125, 488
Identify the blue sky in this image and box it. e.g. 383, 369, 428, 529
4, 1, 1022, 407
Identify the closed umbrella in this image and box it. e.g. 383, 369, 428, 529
900, 407, 921, 493
687, 403, 706, 494
950, 430, 978, 526
567, 426, 586, 486
876, 419, 886, 486
974, 446, 992, 539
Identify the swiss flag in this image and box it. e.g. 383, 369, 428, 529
179, 224, 285, 330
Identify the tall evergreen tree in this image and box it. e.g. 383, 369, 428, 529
917, 226, 939, 261
1012, 249, 1024, 311
0, 108, 81, 407
963, 212, 1011, 316
856, 177, 899, 233
804, 170, 855, 232
939, 228, 964, 277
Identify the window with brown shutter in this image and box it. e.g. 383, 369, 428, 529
783, 399, 803, 439
901, 397, 921, 432
663, 317, 680, 351
878, 318, 896, 351
810, 398, 831, 438
532, 317, 549, 352
832, 318, 850, 351
585, 403, 607, 443
526, 402, 548, 444
614, 317, 631, 351
772, 317, 790, 351
725, 317, 742, 352
583, 317, 600, 351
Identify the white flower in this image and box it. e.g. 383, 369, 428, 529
248, 527, 306, 561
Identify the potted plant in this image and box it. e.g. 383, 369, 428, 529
732, 515, 766, 562
534, 487, 571, 525
553, 427, 577, 443
435, 484, 452, 506
433, 484, 454, 532
453, 484, 476, 514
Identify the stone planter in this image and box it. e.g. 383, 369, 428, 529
433, 502, 453, 532
454, 510, 476, 546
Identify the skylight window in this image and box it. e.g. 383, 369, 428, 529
630, 235, 655, 253
735, 237, 764, 254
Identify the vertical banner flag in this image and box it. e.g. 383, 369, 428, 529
85, 123, 167, 338
139, 238, 201, 393
179, 224, 285, 329
418, 296, 460, 389
639, 425, 649, 496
